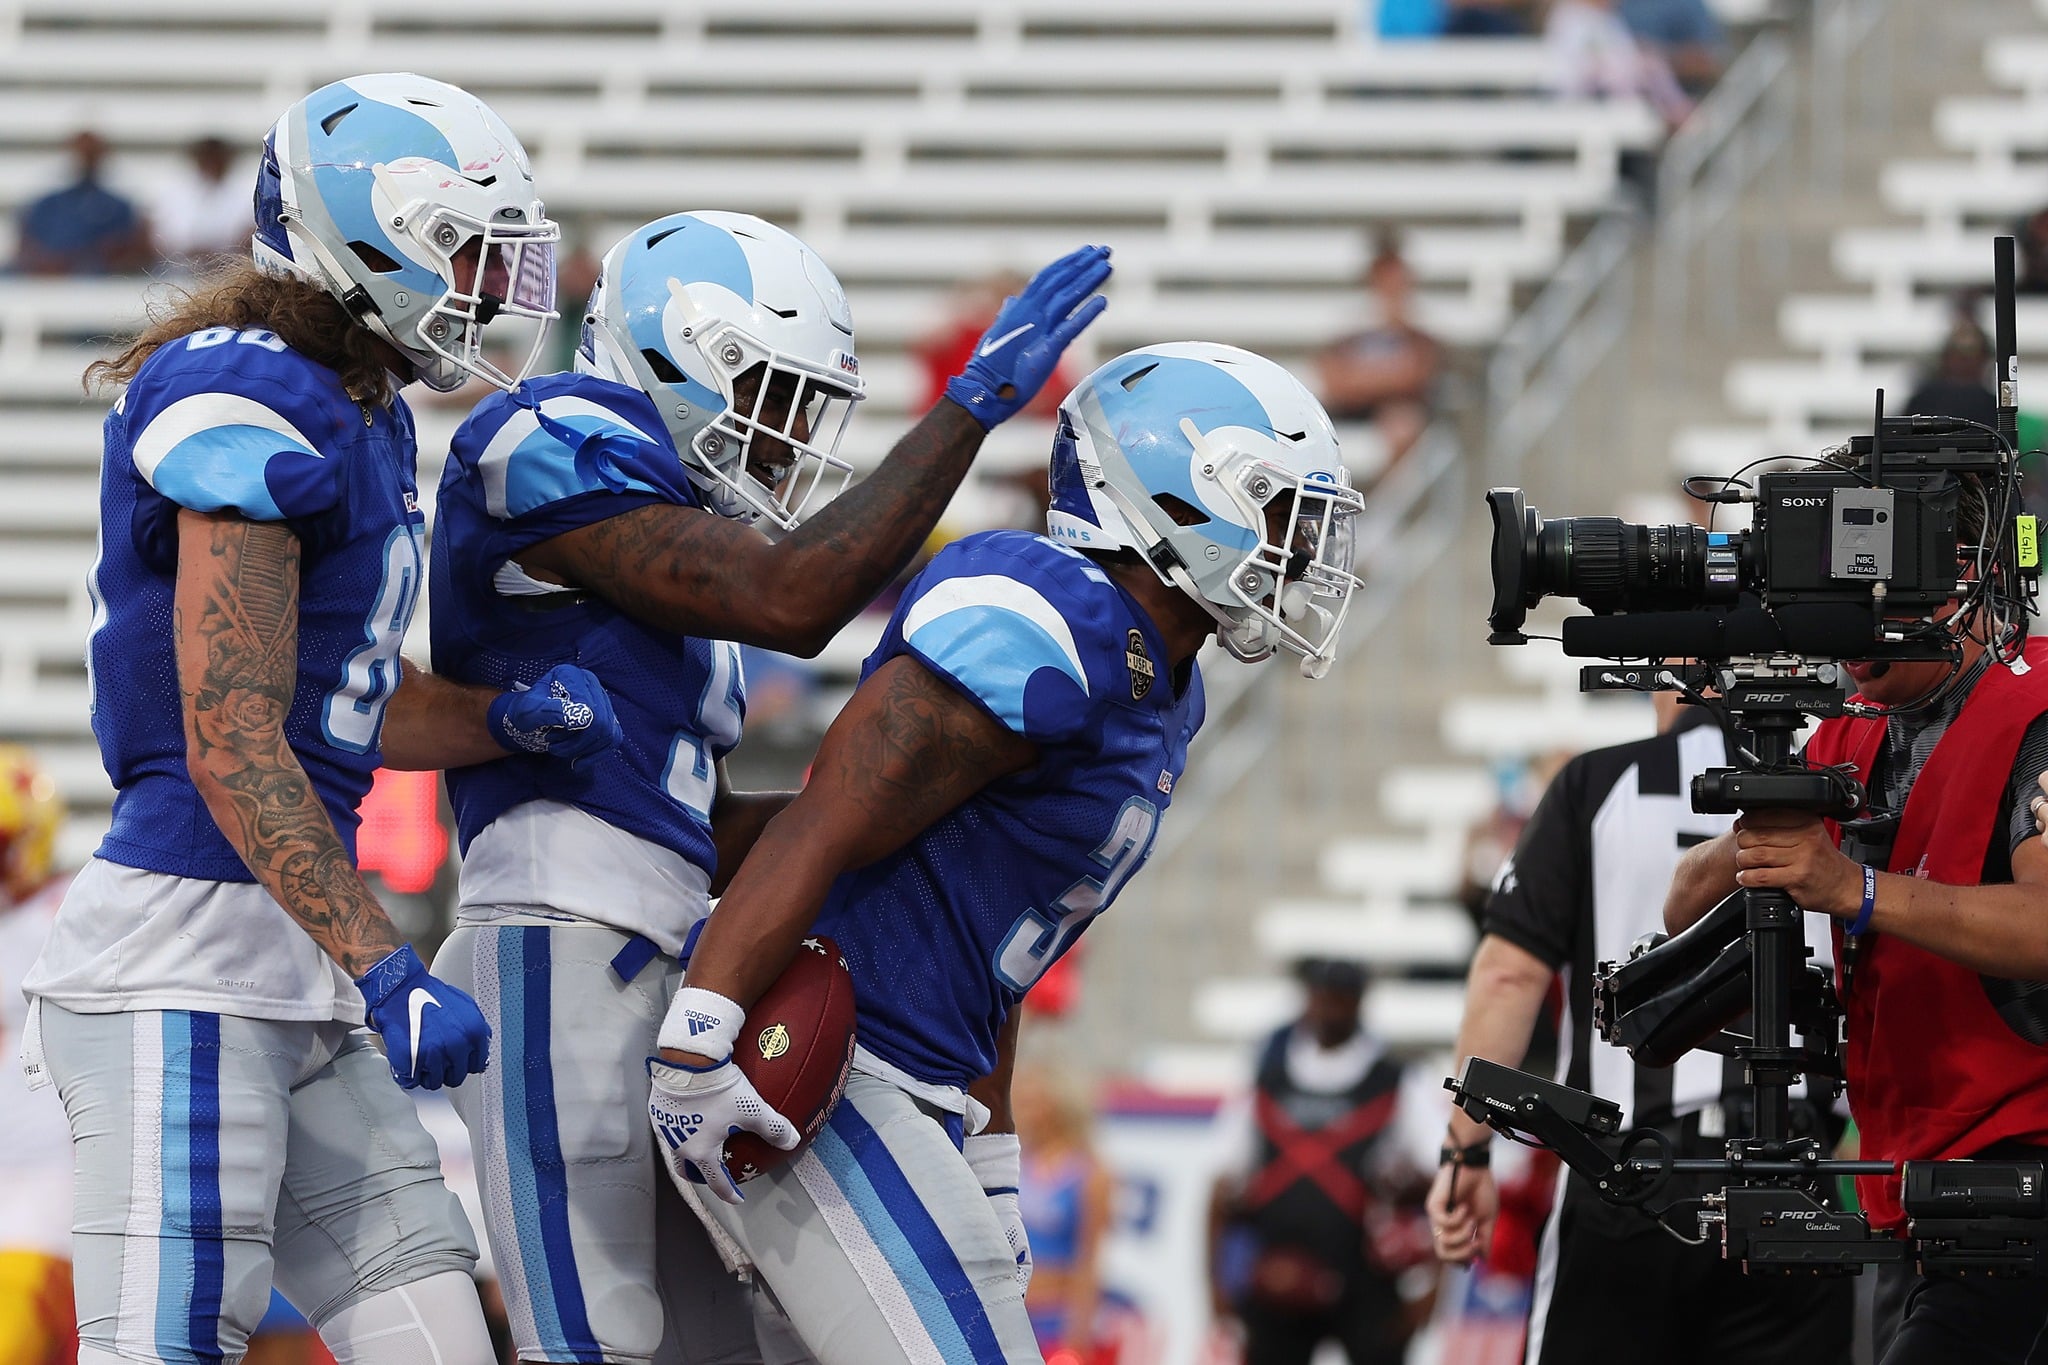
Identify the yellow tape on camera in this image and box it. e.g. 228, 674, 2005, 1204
2020, 515, 2040, 571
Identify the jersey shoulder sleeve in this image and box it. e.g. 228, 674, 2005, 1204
447, 372, 697, 540
886, 531, 1124, 745
123, 330, 351, 521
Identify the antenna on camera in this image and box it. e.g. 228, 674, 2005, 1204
1996, 234, 2019, 457
1871, 388, 1885, 490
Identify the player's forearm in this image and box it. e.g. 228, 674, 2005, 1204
378, 659, 503, 770
1665, 829, 1740, 934
678, 805, 849, 1019
708, 787, 797, 896
1446, 935, 1554, 1148
175, 511, 403, 978
760, 400, 986, 652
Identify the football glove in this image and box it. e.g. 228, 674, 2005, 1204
965, 1131, 1032, 1291
355, 944, 492, 1090
487, 663, 621, 762
648, 987, 799, 1205
944, 245, 1112, 431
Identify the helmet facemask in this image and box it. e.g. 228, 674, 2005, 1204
391, 198, 559, 392
1209, 456, 1364, 678
674, 293, 861, 529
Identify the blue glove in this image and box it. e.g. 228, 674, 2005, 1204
944, 245, 1112, 431
354, 944, 492, 1090
488, 663, 621, 762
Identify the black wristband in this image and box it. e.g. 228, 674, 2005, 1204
1440, 1140, 1492, 1169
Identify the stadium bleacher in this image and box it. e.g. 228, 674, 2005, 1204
0, 0, 1656, 903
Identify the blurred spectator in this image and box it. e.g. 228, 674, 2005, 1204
1315, 236, 1442, 472
0, 747, 76, 1365
1546, 0, 1693, 128
1616, 0, 1725, 94
1014, 1061, 1115, 1365
1901, 311, 1996, 429
150, 136, 251, 272
914, 271, 1074, 420
1209, 959, 1431, 1365
14, 131, 152, 276
2016, 208, 2048, 296
1457, 751, 1570, 927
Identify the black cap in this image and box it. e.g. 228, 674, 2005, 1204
1294, 957, 1369, 995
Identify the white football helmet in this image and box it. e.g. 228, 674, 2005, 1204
253, 73, 560, 392
577, 211, 865, 529
1048, 342, 1364, 678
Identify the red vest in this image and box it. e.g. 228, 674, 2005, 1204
1803, 639, 2048, 1230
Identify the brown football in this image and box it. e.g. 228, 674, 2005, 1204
724, 935, 857, 1182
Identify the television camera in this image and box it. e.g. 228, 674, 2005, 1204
1451, 237, 2048, 1275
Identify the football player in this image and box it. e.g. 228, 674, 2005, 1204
22, 76, 618, 1365
651, 342, 1364, 1361
427, 208, 1108, 1364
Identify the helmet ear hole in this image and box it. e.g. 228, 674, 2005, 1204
1153, 493, 1210, 528
319, 103, 358, 135
348, 241, 404, 274
641, 348, 688, 385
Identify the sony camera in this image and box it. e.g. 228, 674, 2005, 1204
1484, 416, 2035, 666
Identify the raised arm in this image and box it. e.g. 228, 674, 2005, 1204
174, 508, 404, 977
519, 245, 1111, 657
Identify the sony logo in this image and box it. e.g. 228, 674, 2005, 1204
1782, 497, 1832, 508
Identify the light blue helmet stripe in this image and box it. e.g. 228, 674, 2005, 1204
619, 214, 754, 363
305, 80, 454, 296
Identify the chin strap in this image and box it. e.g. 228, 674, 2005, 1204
1089, 474, 1261, 661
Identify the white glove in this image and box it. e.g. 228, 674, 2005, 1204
647, 987, 798, 1206
966, 1131, 1031, 1291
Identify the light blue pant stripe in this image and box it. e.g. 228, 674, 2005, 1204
810, 1119, 978, 1364
495, 926, 572, 1357
154, 1010, 213, 1363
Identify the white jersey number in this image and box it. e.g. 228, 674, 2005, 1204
662, 642, 746, 822
993, 796, 1159, 991
323, 523, 425, 753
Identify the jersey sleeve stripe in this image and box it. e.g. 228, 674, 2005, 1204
478, 398, 666, 520
902, 577, 1090, 735
131, 392, 325, 520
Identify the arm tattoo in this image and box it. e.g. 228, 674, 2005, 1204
825, 658, 1034, 854
531, 403, 983, 650
175, 513, 401, 978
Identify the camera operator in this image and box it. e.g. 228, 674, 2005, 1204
1664, 513, 2048, 1363
1430, 693, 1851, 1365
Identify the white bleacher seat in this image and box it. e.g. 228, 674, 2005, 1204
1986, 35, 2048, 96
1254, 900, 1477, 969
1440, 693, 1656, 760
1879, 160, 2048, 232
1668, 423, 1855, 476
1316, 834, 1461, 900
1832, 227, 2001, 301
1379, 765, 1499, 830
1723, 359, 1912, 426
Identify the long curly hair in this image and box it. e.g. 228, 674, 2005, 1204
85, 259, 398, 405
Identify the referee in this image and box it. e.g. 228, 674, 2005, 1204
1425, 693, 1853, 1365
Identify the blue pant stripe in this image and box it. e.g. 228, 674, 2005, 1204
155, 1011, 225, 1364
502, 928, 602, 1363
816, 1102, 1008, 1363
187, 1014, 225, 1363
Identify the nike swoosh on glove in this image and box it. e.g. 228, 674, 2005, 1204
944, 244, 1112, 431
647, 1054, 800, 1206
487, 663, 622, 763
965, 1131, 1032, 1290
355, 944, 492, 1091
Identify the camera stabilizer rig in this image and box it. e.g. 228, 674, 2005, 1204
1453, 237, 2048, 1276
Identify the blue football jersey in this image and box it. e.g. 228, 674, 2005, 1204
813, 531, 1206, 1089
88, 326, 426, 881
431, 371, 743, 874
